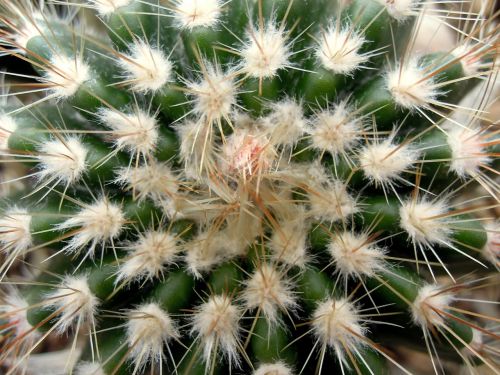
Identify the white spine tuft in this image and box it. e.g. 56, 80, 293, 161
241, 21, 291, 79
47, 275, 100, 333
316, 25, 368, 75
377, 0, 417, 21
0, 114, 18, 150
0, 207, 32, 255
75, 362, 105, 375
242, 264, 297, 325
90, 0, 132, 16
328, 231, 386, 279
400, 198, 450, 247
359, 138, 418, 185
1, 290, 36, 338
261, 100, 306, 147
191, 294, 242, 366
411, 284, 454, 328
312, 298, 367, 364
99, 108, 159, 157
117, 230, 179, 283
309, 102, 362, 157
254, 362, 293, 375
447, 125, 489, 178
270, 213, 309, 268
118, 40, 173, 93
188, 64, 237, 123
219, 128, 275, 179
38, 137, 88, 185
46, 55, 90, 99
307, 171, 357, 222
116, 161, 180, 204
387, 59, 438, 110
173, 0, 223, 29
57, 198, 126, 255
126, 303, 179, 370
185, 231, 234, 277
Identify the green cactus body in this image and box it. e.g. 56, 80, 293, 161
0, 0, 498, 374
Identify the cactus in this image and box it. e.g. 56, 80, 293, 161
0, 0, 498, 374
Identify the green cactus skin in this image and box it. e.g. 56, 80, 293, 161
0, 1, 498, 375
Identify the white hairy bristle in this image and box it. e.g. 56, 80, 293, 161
173, 0, 223, 29
220, 128, 275, 179
241, 22, 291, 79
412, 284, 454, 328
118, 41, 173, 93
387, 59, 438, 110
359, 139, 418, 185
270, 215, 308, 267
309, 102, 362, 157
126, 303, 179, 369
38, 137, 88, 185
316, 26, 368, 74
191, 294, 241, 365
0, 114, 17, 150
312, 298, 366, 363
91, 0, 132, 16
453, 44, 489, 76
47, 275, 99, 333
176, 120, 216, 179
254, 362, 293, 375
447, 126, 489, 178
242, 264, 297, 325
328, 231, 386, 278
482, 222, 499, 266
99, 108, 159, 156
0, 207, 32, 255
377, 0, 417, 21
400, 199, 450, 247
308, 179, 357, 222
75, 362, 105, 375
57, 198, 126, 255
261, 100, 306, 146
118, 230, 179, 283
189, 64, 237, 123
1, 291, 35, 338
46, 55, 90, 98
185, 231, 233, 277
116, 162, 179, 203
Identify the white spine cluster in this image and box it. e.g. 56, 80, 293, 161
308, 178, 357, 222
309, 102, 362, 158
1, 290, 35, 338
0, 207, 32, 255
311, 298, 367, 364
91, 0, 132, 16
359, 138, 418, 186
0, 114, 18, 150
378, 0, 417, 21
188, 64, 237, 123
447, 125, 489, 178
411, 284, 454, 328
57, 198, 126, 255
99, 108, 159, 157
117, 230, 179, 283
172, 0, 223, 29
241, 21, 291, 79
387, 59, 439, 110
242, 264, 297, 325
261, 100, 306, 147
75, 362, 105, 375
46, 55, 90, 99
316, 25, 368, 74
400, 198, 450, 247
254, 362, 293, 375
191, 294, 242, 366
328, 231, 386, 279
118, 41, 173, 93
37, 137, 88, 185
126, 303, 179, 370
47, 276, 100, 333
270, 213, 309, 267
